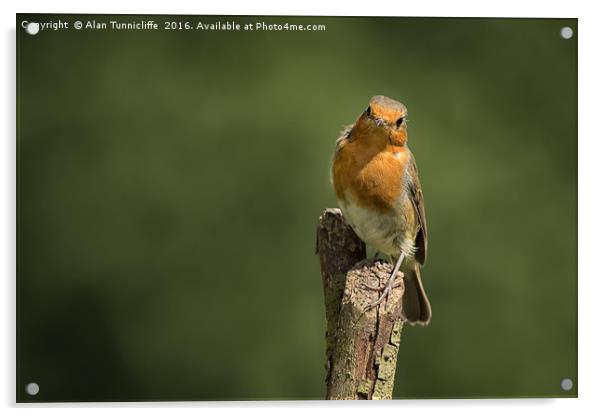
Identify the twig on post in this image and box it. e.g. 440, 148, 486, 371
316, 208, 405, 400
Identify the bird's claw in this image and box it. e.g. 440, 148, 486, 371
361, 273, 404, 312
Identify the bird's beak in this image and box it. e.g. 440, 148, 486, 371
373, 117, 386, 127
365, 112, 386, 128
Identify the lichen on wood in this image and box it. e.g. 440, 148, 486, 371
316, 208, 405, 400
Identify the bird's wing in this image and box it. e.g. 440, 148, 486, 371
408, 153, 428, 265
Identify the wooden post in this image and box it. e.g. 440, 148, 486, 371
316, 208, 405, 400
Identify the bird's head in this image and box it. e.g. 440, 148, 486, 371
354, 95, 408, 147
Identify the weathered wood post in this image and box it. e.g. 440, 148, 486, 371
316, 208, 405, 400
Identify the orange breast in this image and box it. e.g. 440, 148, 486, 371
333, 141, 408, 213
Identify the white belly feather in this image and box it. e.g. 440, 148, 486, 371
337, 192, 416, 257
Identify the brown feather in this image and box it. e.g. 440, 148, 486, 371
407, 154, 428, 265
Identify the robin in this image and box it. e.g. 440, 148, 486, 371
331, 95, 431, 325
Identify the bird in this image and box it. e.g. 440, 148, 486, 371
331, 95, 431, 325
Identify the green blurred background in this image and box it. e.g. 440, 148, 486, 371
17, 15, 577, 401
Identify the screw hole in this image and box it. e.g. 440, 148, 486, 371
560, 26, 573, 39
25, 22, 40, 35
25, 382, 39, 396
560, 378, 573, 391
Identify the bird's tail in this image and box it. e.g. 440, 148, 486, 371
401, 261, 432, 325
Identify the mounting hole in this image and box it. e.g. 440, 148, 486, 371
25, 382, 39, 396
560, 378, 574, 391
25, 22, 40, 35
560, 26, 573, 40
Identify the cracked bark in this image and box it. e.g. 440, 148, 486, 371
316, 208, 405, 400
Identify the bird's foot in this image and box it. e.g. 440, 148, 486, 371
360, 279, 403, 292
361, 272, 404, 312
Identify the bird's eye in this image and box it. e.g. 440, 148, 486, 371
396, 117, 404, 127
366, 106, 371, 116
